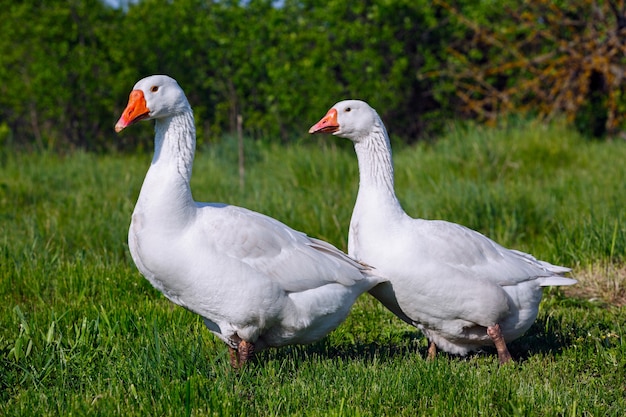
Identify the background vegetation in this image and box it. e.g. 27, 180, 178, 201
1, 0, 626, 151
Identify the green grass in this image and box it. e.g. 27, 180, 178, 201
1, 119, 625, 416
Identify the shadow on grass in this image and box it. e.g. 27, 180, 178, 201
214, 291, 612, 374
506, 321, 574, 362
252, 329, 425, 368
492, 293, 612, 362
247, 324, 570, 370
247, 294, 596, 368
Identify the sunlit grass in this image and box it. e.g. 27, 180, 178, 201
1, 119, 624, 416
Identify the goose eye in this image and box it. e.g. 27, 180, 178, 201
345, 107, 351, 112
150, 86, 159, 93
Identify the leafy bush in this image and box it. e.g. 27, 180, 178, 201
0, 0, 624, 150
432, 0, 626, 138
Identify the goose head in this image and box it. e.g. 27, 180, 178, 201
115, 75, 191, 132
309, 99, 382, 143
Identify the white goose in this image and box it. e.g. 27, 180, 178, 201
309, 99, 576, 364
115, 77, 385, 368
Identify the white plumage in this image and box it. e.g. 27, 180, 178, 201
310, 99, 576, 363
115, 77, 385, 368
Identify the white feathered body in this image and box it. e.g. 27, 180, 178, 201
122, 79, 383, 353
349, 187, 571, 355
131, 199, 375, 351
311, 99, 576, 356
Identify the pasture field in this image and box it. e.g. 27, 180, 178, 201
1, 119, 625, 416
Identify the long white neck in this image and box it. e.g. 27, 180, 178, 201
348, 121, 406, 257
135, 110, 197, 228
352, 122, 403, 213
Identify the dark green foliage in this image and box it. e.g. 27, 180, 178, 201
0, 1, 124, 151
0, 0, 624, 148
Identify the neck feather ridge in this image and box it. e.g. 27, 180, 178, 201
153, 110, 196, 183
353, 123, 395, 195
136, 110, 197, 223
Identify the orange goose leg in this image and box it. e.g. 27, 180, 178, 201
487, 324, 513, 364
228, 340, 256, 369
427, 341, 437, 361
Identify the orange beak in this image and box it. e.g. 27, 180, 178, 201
115, 90, 150, 133
308, 108, 339, 134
